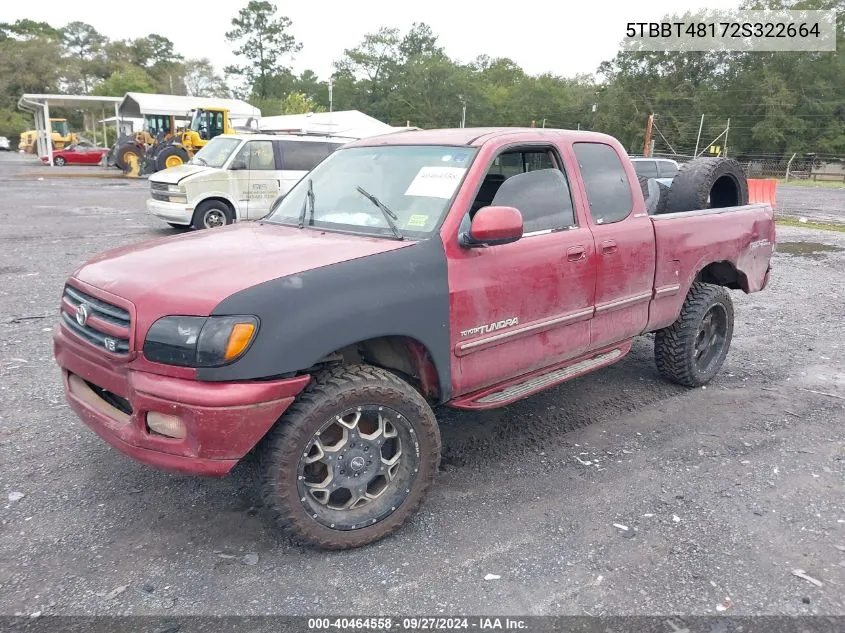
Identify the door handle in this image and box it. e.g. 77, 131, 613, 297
567, 245, 586, 262
601, 239, 618, 255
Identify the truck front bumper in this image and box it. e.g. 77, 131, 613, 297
146, 198, 193, 225
53, 324, 310, 476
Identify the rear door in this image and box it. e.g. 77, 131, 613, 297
572, 142, 656, 349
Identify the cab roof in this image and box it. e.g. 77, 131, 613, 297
343, 127, 618, 148
213, 133, 356, 143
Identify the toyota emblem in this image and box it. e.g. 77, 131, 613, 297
75, 304, 89, 327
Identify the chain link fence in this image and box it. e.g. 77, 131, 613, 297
651, 152, 845, 182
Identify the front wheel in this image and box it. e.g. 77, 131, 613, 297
191, 200, 233, 230
53, 156, 66, 166
259, 365, 441, 549
654, 282, 734, 387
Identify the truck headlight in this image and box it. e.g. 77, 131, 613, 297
167, 184, 185, 194
143, 316, 258, 367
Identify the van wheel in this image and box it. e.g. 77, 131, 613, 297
654, 282, 734, 387
259, 365, 441, 550
191, 200, 233, 230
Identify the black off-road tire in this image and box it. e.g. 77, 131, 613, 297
259, 365, 441, 550
637, 174, 650, 200
663, 157, 748, 213
654, 181, 671, 214
115, 142, 143, 171
191, 199, 233, 230
155, 145, 190, 172
654, 282, 734, 387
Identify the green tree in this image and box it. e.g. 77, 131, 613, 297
184, 58, 231, 97
92, 65, 156, 96
61, 21, 108, 93
0, 19, 61, 41
225, 1, 302, 99
279, 91, 325, 114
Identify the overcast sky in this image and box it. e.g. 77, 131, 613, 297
7, 0, 740, 79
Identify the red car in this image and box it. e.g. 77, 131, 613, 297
41, 144, 109, 166
53, 127, 775, 549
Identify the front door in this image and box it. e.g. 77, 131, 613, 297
232, 139, 281, 220
447, 146, 597, 396
572, 141, 656, 348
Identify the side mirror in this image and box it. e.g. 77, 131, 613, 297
229, 160, 247, 171
459, 206, 523, 247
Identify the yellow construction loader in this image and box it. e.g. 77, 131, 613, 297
149, 107, 255, 172
18, 118, 79, 153
109, 114, 183, 177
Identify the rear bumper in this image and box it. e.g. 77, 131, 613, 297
53, 323, 310, 476
146, 198, 193, 225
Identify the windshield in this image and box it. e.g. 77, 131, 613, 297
189, 137, 241, 168
265, 145, 477, 237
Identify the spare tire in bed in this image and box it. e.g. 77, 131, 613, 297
661, 157, 748, 214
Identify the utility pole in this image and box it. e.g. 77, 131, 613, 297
723, 118, 730, 157
542, 118, 546, 128
459, 95, 466, 128
694, 114, 705, 157
643, 113, 654, 157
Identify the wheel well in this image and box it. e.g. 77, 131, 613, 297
696, 261, 748, 291
316, 336, 441, 401
197, 197, 235, 215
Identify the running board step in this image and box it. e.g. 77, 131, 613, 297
450, 347, 624, 410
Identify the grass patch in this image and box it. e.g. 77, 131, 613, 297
776, 178, 845, 189
776, 216, 845, 232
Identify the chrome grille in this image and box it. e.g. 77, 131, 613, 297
61, 285, 131, 355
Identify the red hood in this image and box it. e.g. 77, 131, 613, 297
72, 223, 414, 332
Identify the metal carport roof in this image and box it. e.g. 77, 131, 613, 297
17, 94, 124, 166
119, 93, 260, 118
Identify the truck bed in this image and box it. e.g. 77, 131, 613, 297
646, 202, 776, 332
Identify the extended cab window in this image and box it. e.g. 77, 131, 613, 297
573, 142, 633, 225
468, 148, 576, 234
234, 140, 275, 170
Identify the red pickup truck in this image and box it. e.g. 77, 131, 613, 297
53, 128, 775, 549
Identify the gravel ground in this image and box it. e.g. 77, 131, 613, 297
1, 151, 844, 617
776, 185, 845, 224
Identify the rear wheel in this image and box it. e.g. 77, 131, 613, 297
191, 200, 233, 230
259, 365, 441, 549
654, 282, 734, 387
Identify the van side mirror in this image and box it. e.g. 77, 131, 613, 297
459, 206, 523, 247
230, 159, 247, 171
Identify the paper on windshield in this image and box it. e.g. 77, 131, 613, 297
404, 166, 466, 199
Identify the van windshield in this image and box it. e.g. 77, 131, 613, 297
190, 137, 241, 168
264, 145, 477, 238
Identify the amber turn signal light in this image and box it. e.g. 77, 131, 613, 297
225, 322, 256, 360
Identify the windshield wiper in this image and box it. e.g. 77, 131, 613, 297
192, 156, 207, 166
356, 186, 403, 240
298, 178, 315, 228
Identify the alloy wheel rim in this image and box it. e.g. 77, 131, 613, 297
296, 404, 420, 531
204, 210, 226, 228
694, 304, 728, 372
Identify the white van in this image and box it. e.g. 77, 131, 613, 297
146, 133, 351, 229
